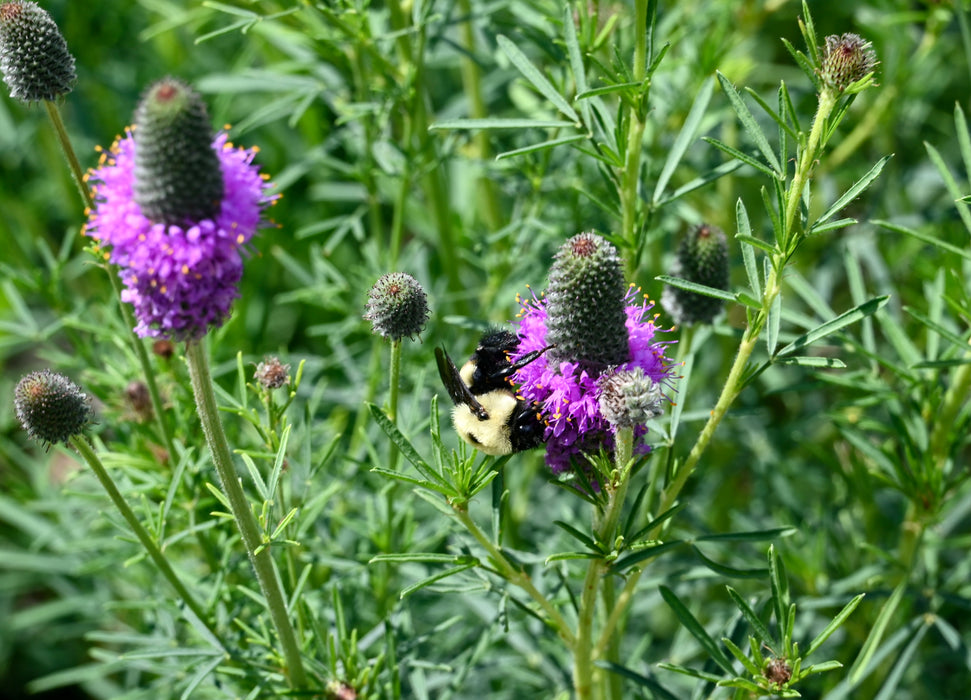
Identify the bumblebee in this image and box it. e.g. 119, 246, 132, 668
435, 330, 550, 455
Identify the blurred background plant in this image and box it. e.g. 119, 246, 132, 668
1, 0, 970, 698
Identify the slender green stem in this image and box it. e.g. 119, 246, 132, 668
185, 341, 308, 689
458, 0, 503, 231
576, 428, 635, 699
620, 0, 650, 274
451, 505, 575, 645
388, 339, 402, 471
602, 574, 623, 700
574, 557, 605, 700
44, 100, 92, 210
928, 342, 971, 465
70, 436, 222, 643
783, 89, 837, 246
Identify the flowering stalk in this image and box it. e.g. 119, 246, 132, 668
619, 0, 650, 275
592, 36, 881, 659
186, 341, 308, 689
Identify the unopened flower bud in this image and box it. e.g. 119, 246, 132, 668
14, 370, 91, 445
545, 232, 629, 368
662, 223, 729, 326
153, 339, 175, 360
0, 1, 75, 102
597, 367, 664, 428
763, 657, 792, 687
254, 356, 290, 389
364, 272, 429, 341
819, 33, 877, 93
125, 380, 153, 422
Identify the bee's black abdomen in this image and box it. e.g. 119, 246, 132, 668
508, 400, 546, 453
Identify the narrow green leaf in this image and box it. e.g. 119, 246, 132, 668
371, 552, 473, 564
774, 356, 847, 368
716, 72, 782, 174
575, 81, 643, 100
368, 403, 450, 490
656, 275, 736, 302
873, 618, 932, 700
696, 527, 797, 543
776, 296, 890, 357
768, 545, 790, 639
815, 156, 891, 226
546, 551, 601, 563
745, 86, 798, 143
612, 540, 685, 572
903, 306, 969, 351
594, 662, 680, 699
808, 217, 857, 236
956, 103, 971, 191
804, 594, 865, 657
399, 563, 478, 598
497, 35, 579, 121
563, 4, 590, 126
629, 503, 687, 542
495, 134, 587, 161
721, 636, 762, 676
703, 137, 779, 179
736, 199, 761, 299
874, 219, 971, 261
659, 586, 736, 675
735, 292, 761, 310
653, 77, 714, 203
656, 160, 742, 206
802, 659, 844, 676
553, 520, 604, 553
693, 546, 767, 579
847, 582, 906, 683
726, 587, 776, 648
239, 454, 268, 501
925, 140, 971, 234
370, 467, 439, 491
656, 663, 724, 684
430, 118, 577, 131
736, 233, 776, 255
766, 291, 781, 355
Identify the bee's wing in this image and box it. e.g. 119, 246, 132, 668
435, 347, 490, 420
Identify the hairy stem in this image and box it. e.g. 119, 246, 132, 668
185, 341, 308, 689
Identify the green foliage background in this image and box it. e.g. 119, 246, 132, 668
1, 0, 970, 698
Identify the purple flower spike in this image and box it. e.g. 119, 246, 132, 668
512, 285, 675, 475
84, 130, 277, 340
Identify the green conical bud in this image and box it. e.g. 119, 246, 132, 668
14, 369, 91, 445
662, 223, 730, 326
597, 367, 664, 428
132, 77, 224, 225
819, 33, 877, 93
0, 1, 76, 102
545, 232, 630, 368
364, 272, 430, 341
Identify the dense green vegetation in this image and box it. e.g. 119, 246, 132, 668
2, 1, 970, 697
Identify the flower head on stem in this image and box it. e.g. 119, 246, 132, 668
512, 233, 675, 475
83, 78, 277, 341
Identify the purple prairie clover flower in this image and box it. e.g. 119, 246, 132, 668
512, 285, 674, 475
83, 129, 277, 340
